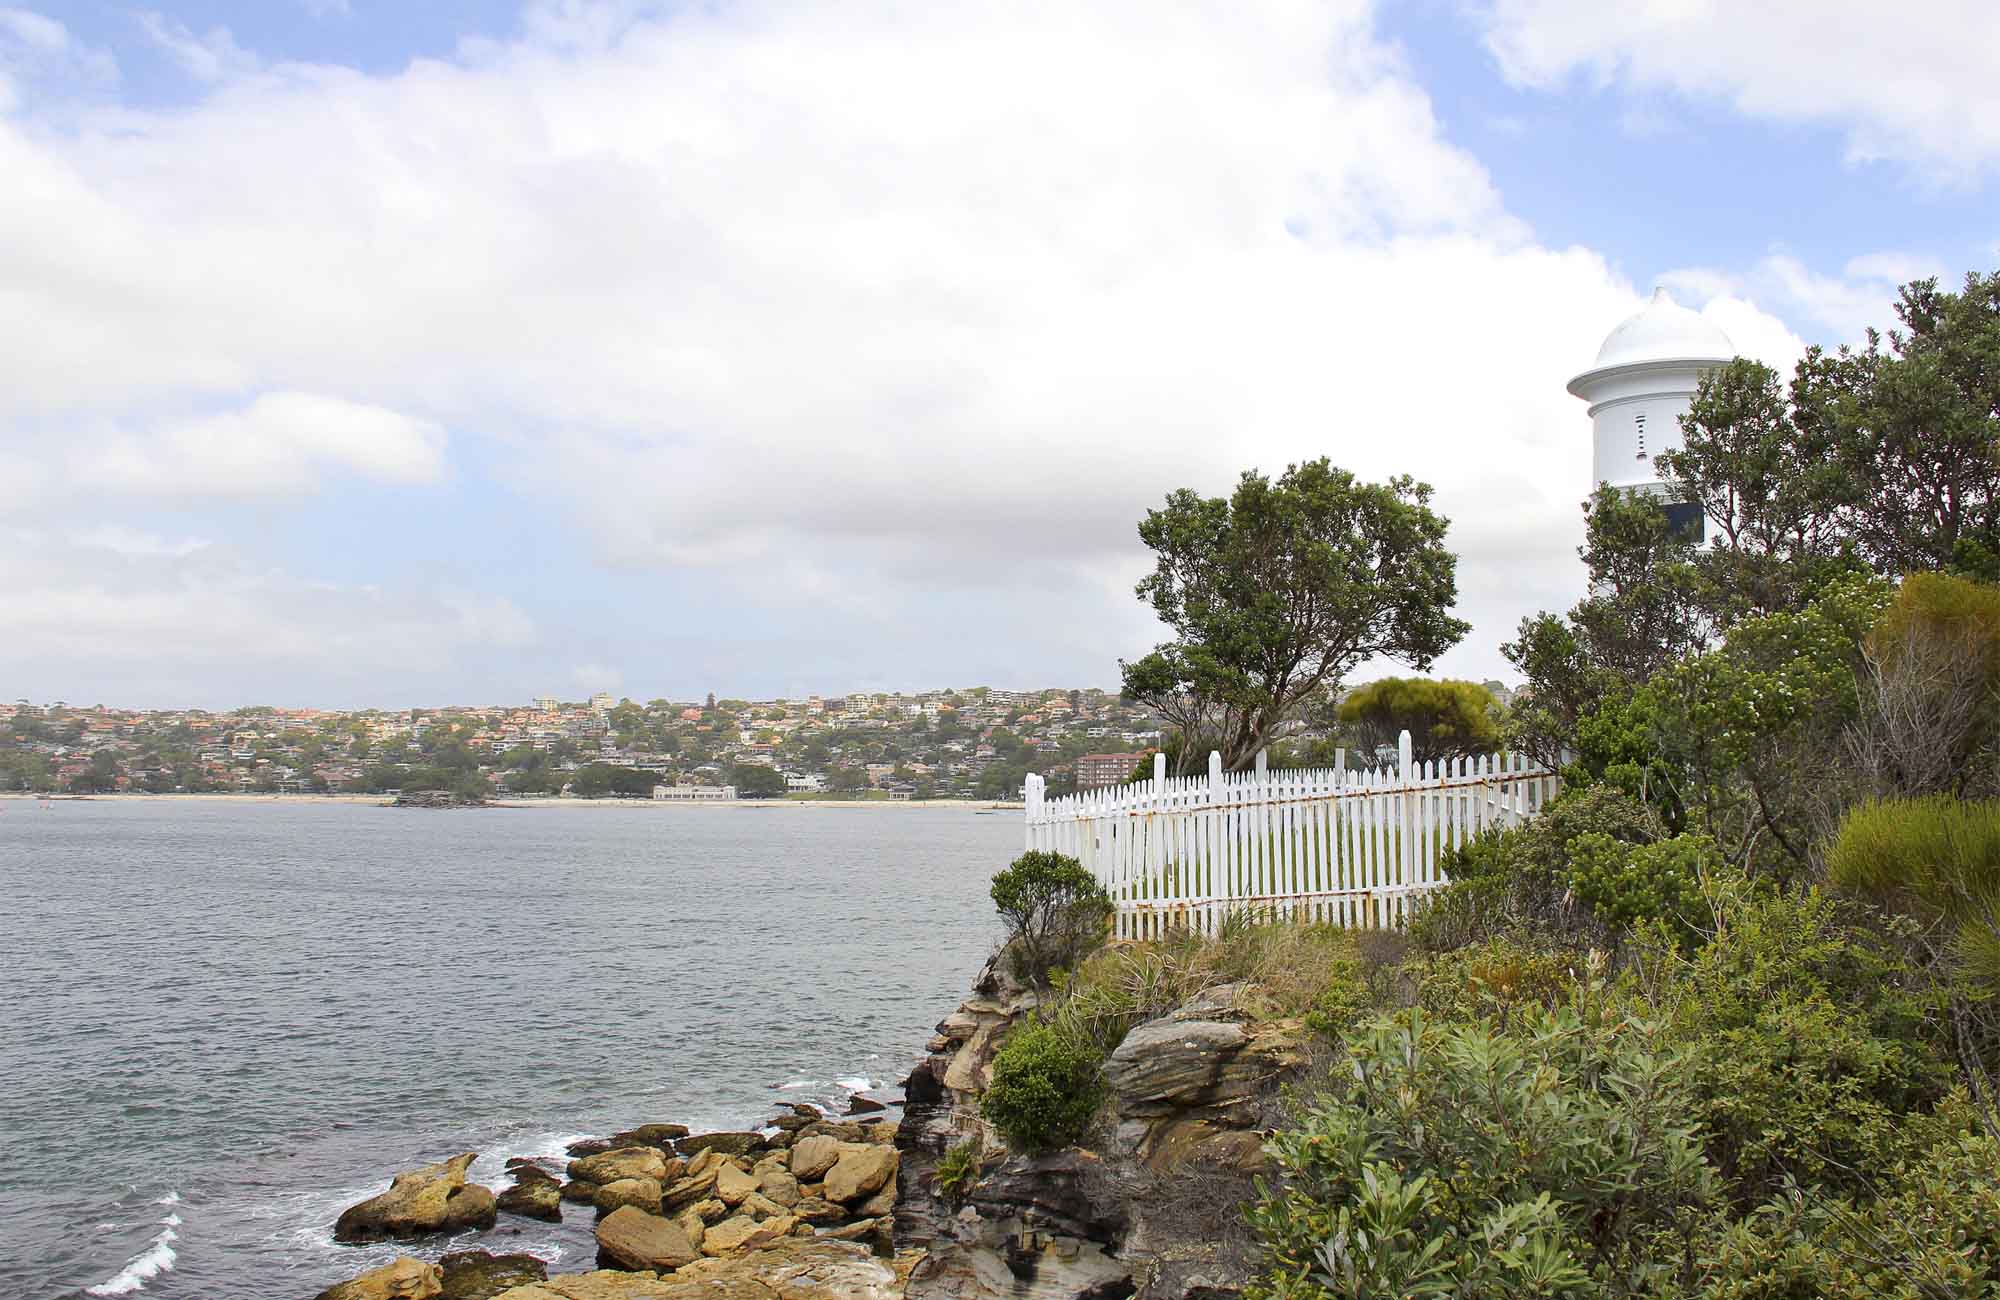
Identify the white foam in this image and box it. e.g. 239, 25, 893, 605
778, 1079, 820, 1090
835, 1076, 871, 1092
85, 1222, 178, 1296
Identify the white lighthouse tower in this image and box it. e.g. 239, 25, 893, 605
1567, 287, 1735, 497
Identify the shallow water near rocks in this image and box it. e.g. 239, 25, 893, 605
1, 801, 1017, 1298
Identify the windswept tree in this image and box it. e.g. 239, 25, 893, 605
1337, 677, 1501, 766
1120, 459, 1468, 773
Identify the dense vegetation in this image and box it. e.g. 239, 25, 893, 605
983, 270, 2000, 1296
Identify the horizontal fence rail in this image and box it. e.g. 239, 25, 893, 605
1024, 733, 1559, 938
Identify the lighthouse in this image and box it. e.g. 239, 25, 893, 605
1567, 287, 1735, 506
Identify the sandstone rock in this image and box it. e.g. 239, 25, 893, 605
819, 1217, 885, 1243
492, 1270, 681, 1299
440, 1250, 549, 1300
316, 1255, 442, 1300
335, 1154, 499, 1243
1102, 1020, 1249, 1111
690, 1197, 729, 1225
859, 1123, 898, 1146
677, 1132, 764, 1159
497, 1179, 563, 1222
597, 1205, 701, 1271
844, 1095, 886, 1116
570, 1148, 669, 1186
661, 1168, 719, 1212
823, 1146, 897, 1205
752, 1152, 790, 1175
789, 1197, 843, 1225
793, 1121, 869, 1145
594, 1177, 663, 1216
566, 1139, 615, 1159
675, 1208, 706, 1250
714, 1163, 759, 1206
757, 1169, 800, 1207
700, 1213, 797, 1256
739, 1192, 787, 1219
612, 1124, 691, 1149
505, 1160, 562, 1185
562, 1182, 599, 1204
854, 1181, 896, 1220
787, 1136, 843, 1181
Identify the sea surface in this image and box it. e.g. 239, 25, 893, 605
0, 799, 1021, 1299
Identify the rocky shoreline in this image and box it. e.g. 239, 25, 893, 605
314, 953, 1291, 1300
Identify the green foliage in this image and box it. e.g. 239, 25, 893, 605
1249, 1009, 1715, 1300
1829, 794, 2000, 986
1334, 677, 1500, 766
1565, 832, 1715, 942
933, 1141, 981, 1202
1855, 573, 2000, 800
1691, 1133, 2000, 1299
728, 763, 787, 798
1634, 883, 1955, 1203
979, 1019, 1106, 1154
569, 763, 657, 798
1121, 459, 1469, 773
990, 851, 1114, 987
1415, 937, 1580, 1027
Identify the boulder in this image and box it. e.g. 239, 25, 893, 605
756, 1169, 799, 1207
611, 1124, 690, 1149
844, 1095, 887, 1116
660, 1169, 719, 1212
595, 1205, 701, 1271
440, 1251, 549, 1300
787, 1136, 843, 1181
1103, 1011, 1304, 1124
859, 1122, 898, 1146
822, 1146, 897, 1205
334, 1154, 499, 1243
853, 1182, 896, 1220
788, 1197, 843, 1225
497, 1179, 563, 1222
593, 1177, 663, 1216
793, 1121, 868, 1145
504, 1161, 561, 1185
819, 1217, 886, 1243
561, 1182, 598, 1204
570, 1148, 669, 1186
689, 1197, 729, 1225
316, 1256, 442, 1300
674, 1207, 706, 1250
699, 1213, 797, 1256
738, 1192, 787, 1220
713, 1163, 759, 1206
676, 1132, 764, 1159
565, 1139, 615, 1159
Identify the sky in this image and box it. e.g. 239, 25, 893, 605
4, 0, 1998, 710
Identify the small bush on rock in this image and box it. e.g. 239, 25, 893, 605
980, 1019, 1106, 1154
990, 850, 1114, 987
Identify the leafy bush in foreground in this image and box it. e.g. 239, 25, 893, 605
990, 850, 1114, 987
980, 1019, 1106, 1154
1632, 883, 1954, 1203
1249, 1009, 1714, 1300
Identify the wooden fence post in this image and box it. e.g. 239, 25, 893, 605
1398, 730, 1414, 902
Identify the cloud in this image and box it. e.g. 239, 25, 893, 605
0, 0, 1818, 699
0, 528, 535, 707
8, 393, 447, 510
0, 7, 117, 111
136, 12, 260, 84
300, 0, 352, 17
1471, 0, 2000, 177
1661, 251, 1942, 349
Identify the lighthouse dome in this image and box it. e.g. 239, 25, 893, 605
1591, 286, 1735, 369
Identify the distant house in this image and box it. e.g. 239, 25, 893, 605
1077, 750, 1154, 791
652, 784, 738, 801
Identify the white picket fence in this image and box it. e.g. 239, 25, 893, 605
1023, 732, 1559, 938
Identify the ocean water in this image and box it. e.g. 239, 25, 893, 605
0, 800, 1020, 1299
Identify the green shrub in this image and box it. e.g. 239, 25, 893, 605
1415, 936, 1580, 1026
990, 850, 1114, 987
1634, 884, 1954, 1203
979, 1019, 1106, 1154
1249, 1008, 1715, 1300
1692, 1133, 2000, 1299
1828, 794, 2000, 986
933, 1141, 981, 1201
1566, 831, 1716, 941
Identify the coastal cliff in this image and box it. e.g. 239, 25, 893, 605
893, 955, 1307, 1300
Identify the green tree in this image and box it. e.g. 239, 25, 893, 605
1121, 459, 1468, 773
1336, 677, 1500, 766
989, 850, 1113, 986
729, 763, 786, 798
